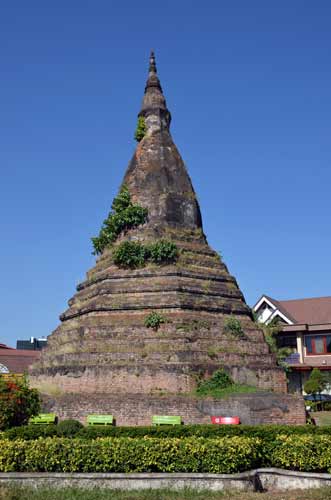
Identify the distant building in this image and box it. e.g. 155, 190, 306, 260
253, 295, 331, 393
16, 336, 48, 351
0, 342, 40, 374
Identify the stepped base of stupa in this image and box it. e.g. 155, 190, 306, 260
41, 392, 306, 426
30, 241, 288, 396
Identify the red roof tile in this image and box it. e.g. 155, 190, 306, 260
0, 349, 40, 373
270, 296, 331, 325
0, 343, 14, 350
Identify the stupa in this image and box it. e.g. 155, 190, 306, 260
31, 53, 305, 424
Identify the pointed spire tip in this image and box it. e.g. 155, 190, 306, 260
149, 50, 157, 73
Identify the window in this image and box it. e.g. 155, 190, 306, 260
278, 334, 297, 348
305, 335, 331, 355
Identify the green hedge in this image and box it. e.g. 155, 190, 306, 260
0, 436, 261, 473
3, 423, 331, 442
271, 434, 331, 472
1, 434, 331, 473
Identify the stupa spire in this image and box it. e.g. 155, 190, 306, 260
139, 50, 171, 130
145, 50, 162, 91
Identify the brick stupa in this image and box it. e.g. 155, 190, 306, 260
31, 53, 305, 424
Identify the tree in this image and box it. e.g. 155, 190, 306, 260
0, 375, 40, 430
304, 368, 327, 400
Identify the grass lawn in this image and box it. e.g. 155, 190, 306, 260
313, 411, 331, 426
195, 383, 259, 399
1, 486, 331, 500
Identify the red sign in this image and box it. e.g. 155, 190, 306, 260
211, 416, 240, 425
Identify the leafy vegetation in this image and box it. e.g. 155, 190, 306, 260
0, 436, 261, 473
196, 369, 233, 394
5, 422, 331, 442
148, 240, 179, 264
304, 368, 331, 402
0, 375, 40, 431
91, 185, 148, 255
272, 434, 331, 472
113, 239, 179, 269
260, 321, 292, 372
195, 369, 257, 398
223, 317, 245, 338
113, 241, 148, 268
56, 419, 84, 437
3, 432, 331, 474
144, 312, 167, 330
134, 116, 147, 142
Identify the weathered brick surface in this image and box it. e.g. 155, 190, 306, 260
31, 362, 287, 395
42, 392, 306, 426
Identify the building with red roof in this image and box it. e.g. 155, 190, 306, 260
253, 295, 331, 393
0, 342, 40, 374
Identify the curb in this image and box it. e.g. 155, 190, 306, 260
1, 469, 331, 491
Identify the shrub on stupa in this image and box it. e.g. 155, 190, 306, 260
91, 185, 148, 255
113, 240, 179, 269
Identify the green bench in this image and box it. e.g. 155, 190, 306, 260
29, 413, 58, 425
86, 414, 114, 426
152, 415, 182, 426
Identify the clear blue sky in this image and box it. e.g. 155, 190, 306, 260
1, 1, 330, 347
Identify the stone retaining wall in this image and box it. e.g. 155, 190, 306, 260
42, 391, 306, 426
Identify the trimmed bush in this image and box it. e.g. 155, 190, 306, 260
56, 419, 84, 437
5, 423, 331, 442
3, 424, 58, 441
0, 436, 262, 473
271, 434, 331, 472
3, 432, 331, 473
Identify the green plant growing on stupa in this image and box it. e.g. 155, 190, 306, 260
195, 369, 257, 399
196, 369, 233, 396
260, 320, 292, 372
224, 316, 245, 339
112, 241, 148, 269
134, 116, 147, 142
144, 312, 167, 330
91, 185, 148, 255
148, 240, 179, 264
112, 239, 179, 269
